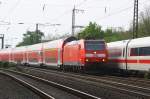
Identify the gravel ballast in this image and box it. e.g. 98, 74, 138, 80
0, 73, 42, 99
16, 67, 146, 99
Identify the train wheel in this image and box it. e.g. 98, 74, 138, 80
70, 66, 72, 72
64, 65, 66, 72
79, 66, 81, 72
75, 66, 78, 72
81, 66, 86, 73
62, 65, 65, 72
68, 66, 71, 72
72, 66, 75, 72
26, 63, 30, 67
74, 66, 76, 72
24, 63, 27, 66
59, 65, 62, 71
40, 63, 44, 68
76, 66, 77, 72
71, 66, 74, 72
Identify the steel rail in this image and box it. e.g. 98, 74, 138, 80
2, 69, 101, 99
0, 70, 55, 99
20, 67, 150, 98
25, 67, 150, 91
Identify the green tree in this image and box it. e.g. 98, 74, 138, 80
104, 28, 132, 42
77, 22, 104, 39
17, 30, 44, 47
128, 6, 150, 38
138, 7, 150, 37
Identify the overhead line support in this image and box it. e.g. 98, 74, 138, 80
133, 0, 138, 39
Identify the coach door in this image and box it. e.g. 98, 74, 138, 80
121, 48, 127, 70
57, 48, 61, 67
127, 47, 139, 70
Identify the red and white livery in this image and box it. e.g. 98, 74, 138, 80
107, 36, 150, 72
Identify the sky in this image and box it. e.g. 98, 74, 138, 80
0, 0, 150, 48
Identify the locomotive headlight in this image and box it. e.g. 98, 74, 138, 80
102, 59, 105, 62
94, 51, 96, 54
86, 59, 89, 62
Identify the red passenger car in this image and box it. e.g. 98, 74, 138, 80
0, 48, 11, 62
43, 37, 77, 69
0, 36, 108, 72
11, 46, 27, 64
63, 39, 108, 70
26, 43, 43, 66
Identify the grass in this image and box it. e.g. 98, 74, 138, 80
0, 62, 16, 69
144, 72, 150, 79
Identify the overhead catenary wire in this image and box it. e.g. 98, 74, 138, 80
1, 0, 22, 22
62, 0, 130, 31
49, 0, 89, 23
97, 6, 133, 21
63, 0, 149, 36
96, 0, 148, 22
76, 0, 88, 7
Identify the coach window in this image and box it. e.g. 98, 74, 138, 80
130, 48, 139, 56
139, 47, 150, 56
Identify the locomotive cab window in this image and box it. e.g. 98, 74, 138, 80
85, 41, 105, 50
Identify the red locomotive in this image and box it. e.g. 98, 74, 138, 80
0, 37, 108, 71
63, 39, 108, 70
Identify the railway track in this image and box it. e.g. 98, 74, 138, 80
0, 73, 42, 99
97, 75, 150, 88
0, 69, 101, 99
15, 66, 150, 99
0, 71, 53, 99
19, 66, 150, 88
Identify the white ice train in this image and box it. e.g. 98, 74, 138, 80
107, 36, 150, 72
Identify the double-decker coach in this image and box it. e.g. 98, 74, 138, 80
12, 46, 27, 64
42, 36, 77, 69
0, 36, 108, 72
0, 48, 11, 62
26, 43, 43, 66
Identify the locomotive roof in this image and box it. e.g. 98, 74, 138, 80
65, 40, 78, 45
